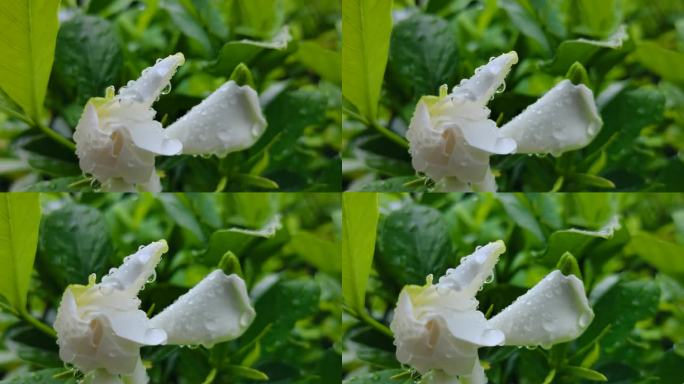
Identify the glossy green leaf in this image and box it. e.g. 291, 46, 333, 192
628, 232, 684, 281
542, 215, 620, 264
545, 27, 627, 74
344, 369, 411, 383
158, 194, 206, 242
499, 0, 550, 53
497, 194, 545, 242
388, 13, 458, 98
578, 279, 660, 353
161, 0, 212, 56
38, 203, 113, 287
342, 192, 378, 313
569, 0, 622, 38
0, 0, 60, 120
240, 279, 320, 355
297, 41, 341, 85
634, 41, 684, 84
0, 193, 41, 311
564, 366, 607, 382
289, 231, 340, 273
53, 14, 122, 103
0, 368, 75, 383
342, 0, 392, 121
376, 203, 453, 286
232, 0, 285, 39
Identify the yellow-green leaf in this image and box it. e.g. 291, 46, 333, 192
342, 0, 392, 121
0, 193, 41, 311
342, 192, 379, 314
0, 0, 60, 121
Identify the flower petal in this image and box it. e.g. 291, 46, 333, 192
122, 357, 149, 384
460, 120, 516, 155
149, 271, 256, 347
437, 241, 506, 297
488, 270, 594, 348
105, 309, 167, 346
84, 369, 123, 384
126, 120, 182, 156
471, 167, 497, 192
165, 81, 267, 156
118, 53, 185, 107
499, 80, 602, 156
452, 52, 518, 106
100, 240, 168, 296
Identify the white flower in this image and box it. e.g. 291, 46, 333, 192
73, 53, 268, 192
406, 52, 602, 192
165, 81, 267, 157
54, 240, 256, 384
390, 241, 594, 384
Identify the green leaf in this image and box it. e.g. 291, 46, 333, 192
158, 194, 206, 242
634, 41, 684, 84
342, 0, 393, 121
251, 89, 326, 165
342, 192, 378, 313
53, 14, 122, 103
0, 368, 75, 383
0, 0, 60, 120
232, 0, 285, 39
0, 193, 41, 311
499, 0, 550, 53
355, 176, 429, 192
628, 232, 684, 282
38, 203, 113, 287
569, 0, 622, 38
241, 279, 320, 355
0, 87, 31, 124
297, 41, 342, 85
376, 203, 453, 286
497, 194, 545, 242
212, 27, 291, 75
588, 88, 666, 158
564, 366, 608, 381
388, 13, 458, 98
224, 365, 269, 381
542, 215, 620, 264
577, 279, 660, 353
289, 231, 340, 273
229, 63, 256, 88
544, 27, 627, 74
161, 0, 212, 56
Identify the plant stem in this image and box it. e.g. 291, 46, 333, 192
371, 121, 409, 149
359, 310, 393, 338
20, 308, 57, 338
37, 121, 76, 151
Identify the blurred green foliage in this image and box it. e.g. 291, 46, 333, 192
343, 0, 684, 192
0, 192, 341, 383
343, 193, 684, 383
0, 0, 341, 192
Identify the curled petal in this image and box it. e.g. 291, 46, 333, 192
150, 270, 256, 347
118, 53, 185, 107
165, 81, 267, 156
100, 240, 168, 296
437, 241, 506, 297
452, 52, 518, 106
499, 80, 602, 156
488, 270, 594, 349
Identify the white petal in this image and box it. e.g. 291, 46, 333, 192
84, 369, 123, 384
461, 357, 487, 384
150, 271, 256, 347
425, 370, 462, 384
100, 240, 168, 296
452, 52, 518, 106
126, 120, 182, 156
122, 357, 149, 384
118, 53, 185, 107
471, 167, 497, 192
105, 310, 166, 346
437, 241, 506, 297
488, 270, 594, 348
460, 121, 517, 155
499, 80, 602, 156
165, 81, 267, 156
435, 176, 472, 192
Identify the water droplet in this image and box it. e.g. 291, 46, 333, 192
146, 270, 157, 284
161, 83, 172, 95
496, 81, 506, 94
